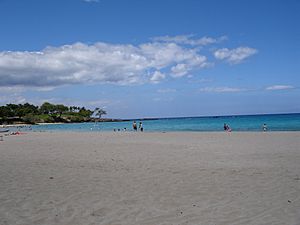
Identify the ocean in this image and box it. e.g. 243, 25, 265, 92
22, 113, 300, 132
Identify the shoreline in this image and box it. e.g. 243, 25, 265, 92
0, 124, 32, 128
3, 127, 300, 133
1, 112, 300, 132
22, 130, 300, 133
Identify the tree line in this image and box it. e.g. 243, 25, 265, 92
0, 102, 107, 124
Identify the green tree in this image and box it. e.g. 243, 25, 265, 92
55, 104, 68, 117
94, 107, 107, 119
1, 101, 98, 124
69, 106, 79, 113
40, 102, 55, 115
0, 106, 12, 118
18, 103, 38, 117
78, 107, 93, 117
6, 104, 19, 117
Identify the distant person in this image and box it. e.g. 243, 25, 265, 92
133, 121, 137, 131
262, 123, 267, 132
224, 123, 231, 132
227, 125, 232, 132
139, 122, 143, 132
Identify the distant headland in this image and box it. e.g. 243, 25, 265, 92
0, 102, 128, 125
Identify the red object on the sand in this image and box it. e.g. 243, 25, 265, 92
11, 131, 26, 135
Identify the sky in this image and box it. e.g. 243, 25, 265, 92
0, 0, 299, 119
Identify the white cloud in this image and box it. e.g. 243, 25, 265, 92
0, 41, 210, 88
0, 37, 257, 89
170, 55, 207, 78
152, 35, 227, 46
171, 63, 189, 77
150, 71, 165, 83
199, 87, 245, 93
265, 85, 294, 91
214, 47, 257, 64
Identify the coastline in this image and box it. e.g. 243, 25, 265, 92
0, 124, 32, 128
1, 131, 300, 224
0, 123, 65, 128
1, 112, 300, 132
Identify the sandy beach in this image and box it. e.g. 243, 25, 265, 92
0, 131, 300, 225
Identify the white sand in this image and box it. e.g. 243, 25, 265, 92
0, 132, 300, 225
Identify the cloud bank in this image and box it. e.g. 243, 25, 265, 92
0, 36, 257, 88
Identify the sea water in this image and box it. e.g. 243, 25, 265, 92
26, 113, 300, 132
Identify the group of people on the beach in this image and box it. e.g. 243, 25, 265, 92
113, 122, 268, 132
132, 121, 143, 132
223, 123, 268, 132
113, 121, 144, 132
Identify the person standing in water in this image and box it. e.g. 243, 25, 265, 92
262, 123, 267, 132
139, 122, 143, 132
133, 121, 137, 131
224, 123, 231, 132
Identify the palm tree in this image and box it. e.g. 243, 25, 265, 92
94, 108, 107, 120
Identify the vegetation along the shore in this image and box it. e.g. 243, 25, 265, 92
0, 102, 111, 125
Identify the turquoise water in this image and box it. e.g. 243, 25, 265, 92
24, 113, 300, 132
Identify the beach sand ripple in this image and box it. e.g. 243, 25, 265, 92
1, 132, 300, 225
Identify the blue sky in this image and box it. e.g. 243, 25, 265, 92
0, 0, 299, 118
